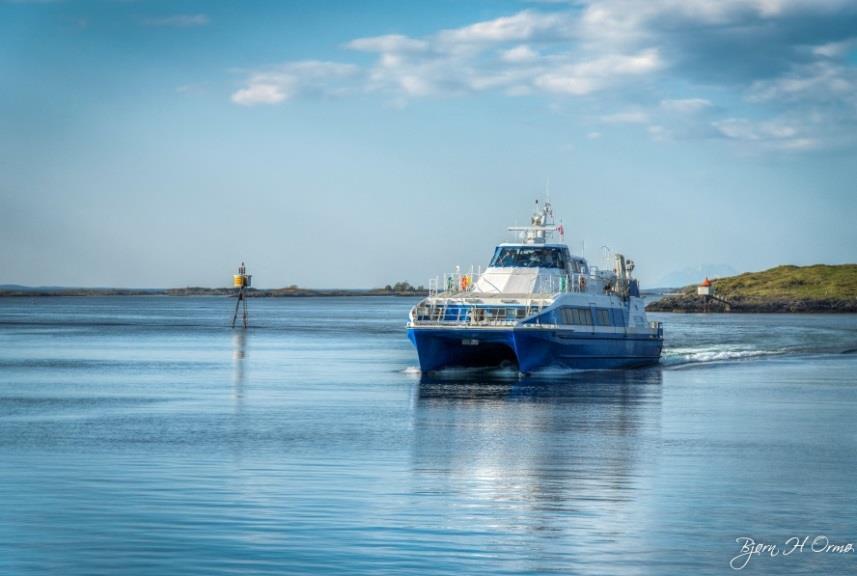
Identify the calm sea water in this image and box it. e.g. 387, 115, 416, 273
1, 296, 856, 576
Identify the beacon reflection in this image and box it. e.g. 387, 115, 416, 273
232, 330, 247, 404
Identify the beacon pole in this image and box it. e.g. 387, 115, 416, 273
232, 262, 251, 329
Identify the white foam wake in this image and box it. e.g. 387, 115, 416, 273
663, 346, 780, 367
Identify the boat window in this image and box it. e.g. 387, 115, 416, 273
559, 307, 592, 326
559, 306, 623, 327
568, 259, 590, 274
490, 246, 568, 269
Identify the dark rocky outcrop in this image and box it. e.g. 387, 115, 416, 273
647, 294, 857, 313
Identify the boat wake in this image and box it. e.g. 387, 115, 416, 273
401, 365, 520, 379
662, 346, 782, 368
661, 342, 857, 369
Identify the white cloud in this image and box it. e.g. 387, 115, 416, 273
600, 110, 649, 124
811, 38, 856, 58
437, 10, 571, 44
228, 2, 857, 152
339, 13, 662, 100
231, 61, 359, 106
713, 117, 819, 150
660, 98, 712, 112
501, 45, 539, 63
579, 0, 855, 47
346, 34, 428, 53
714, 118, 767, 140
576, 49, 661, 75
232, 84, 286, 105
777, 137, 819, 150
587, 131, 602, 139
748, 62, 857, 103
534, 49, 661, 95
143, 14, 209, 28
647, 124, 669, 140
398, 75, 433, 97
534, 74, 597, 95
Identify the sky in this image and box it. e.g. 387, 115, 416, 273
1, 0, 856, 289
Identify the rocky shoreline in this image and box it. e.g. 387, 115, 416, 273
646, 294, 857, 313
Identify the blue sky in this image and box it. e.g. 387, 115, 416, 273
2, 0, 856, 288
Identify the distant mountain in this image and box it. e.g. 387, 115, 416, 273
656, 264, 738, 289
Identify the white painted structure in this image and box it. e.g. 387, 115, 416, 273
697, 278, 713, 297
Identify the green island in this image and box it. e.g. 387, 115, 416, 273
0, 282, 429, 298
647, 264, 857, 313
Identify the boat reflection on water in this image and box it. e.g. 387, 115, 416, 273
416, 367, 663, 404
411, 368, 663, 563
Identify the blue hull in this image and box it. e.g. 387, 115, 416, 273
408, 326, 662, 373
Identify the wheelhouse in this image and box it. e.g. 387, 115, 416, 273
489, 244, 589, 274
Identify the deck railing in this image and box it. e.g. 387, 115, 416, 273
427, 271, 602, 298
411, 303, 545, 327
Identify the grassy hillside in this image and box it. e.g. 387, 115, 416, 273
649, 264, 857, 312
682, 264, 857, 300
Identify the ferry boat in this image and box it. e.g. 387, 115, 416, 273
407, 200, 663, 373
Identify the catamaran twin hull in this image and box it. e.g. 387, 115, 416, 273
407, 199, 664, 373
408, 322, 663, 373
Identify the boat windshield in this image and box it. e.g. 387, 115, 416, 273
490, 246, 567, 269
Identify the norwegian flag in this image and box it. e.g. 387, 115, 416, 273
557, 224, 565, 238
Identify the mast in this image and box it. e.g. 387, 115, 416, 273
507, 199, 562, 244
